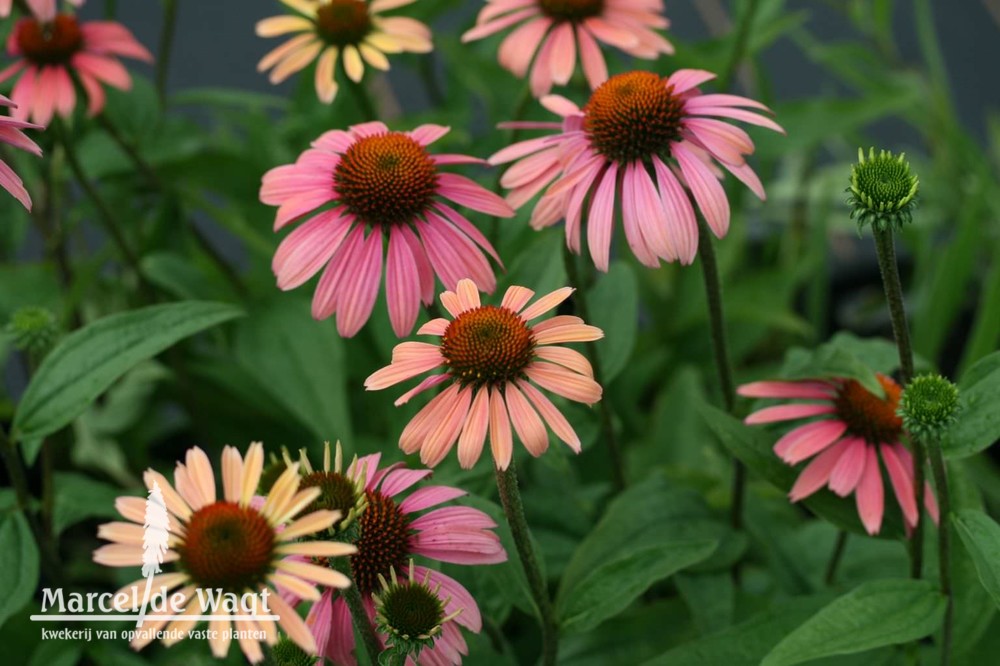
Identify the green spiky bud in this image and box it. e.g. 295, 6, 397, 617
373, 561, 461, 664
5, 306, 58, 356
898, 373, 960, 441
847, 147, 919, 233
271, 636, 315, 666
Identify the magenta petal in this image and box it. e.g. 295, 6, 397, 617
744, 403, 836, 425
856, 445, 885, 535
399, 485, 467, 514
378, 468, 433, 498
827, 437, 867, 496
773, 420, 847, 464
673, 141, 731, 238
385, 226, 421, 337
881, 443, 919, 528
789, 439, 849, 502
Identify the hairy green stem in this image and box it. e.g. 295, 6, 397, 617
719, 0, 761, 91
562, 245, 625, 491
928, 441, 953, 665
824, 531, 848, 586
871, 227, 926, 579
495, 462, 557, 666
55, 122, 145, 280
697, 217, 744, 535
330, 557, 383, 665
156, 0, 179, 107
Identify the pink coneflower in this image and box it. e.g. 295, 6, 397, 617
260, 121, 513, 337
461, 0, 673, 97
490, 69, 784, 271
0, 11, 152, 126
0, 0, 84, 21
0, 95, 41, 209
279, 447, 505, 665
365, 278, 604, 469
94, 443, 357, 663
739, 373, 939, 535
257, 0, 432, 103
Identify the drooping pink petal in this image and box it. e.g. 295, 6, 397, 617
744, 403, 836, 425
856, 445, 885, 535
772, 420, 847, 464
789, 439, 851, 502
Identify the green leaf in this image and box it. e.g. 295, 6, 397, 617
12, 301, 243, 459
779, 332, 895, 397
701, 403, 905, 538
587, 261, 639, 382
761, 580, 946, 666
559, 539, 717, 634
942, 351, 1000, 459
52, 473, 121, 536
954, 509, 1000, 609
642, 594, 834, 666
0, 511, 39, 628
234, 297, 352, 443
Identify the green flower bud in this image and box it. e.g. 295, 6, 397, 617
847, 147, 919, 233
898, 373, 960, 441
373, 561, 461, 663
5, 306, 58, 356
271, 635, 314, 666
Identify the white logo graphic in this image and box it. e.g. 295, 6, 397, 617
137, 481, 171, 627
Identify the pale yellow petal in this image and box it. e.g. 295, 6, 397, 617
358, 43, 390, 71
256, 15, 313, 37
342, 45, 365, 82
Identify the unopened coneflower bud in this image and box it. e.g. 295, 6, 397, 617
373, 561, 462, 661
271, 635, 315, 666
898, 373, 960, 441
6, 306, 58, 356
847, 147, 919, 233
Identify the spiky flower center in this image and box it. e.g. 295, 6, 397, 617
584, 71, 685, 163
17, 15, 83, 66
351, 491, 411, 595
898, 373, 960, 439
299, 471, 358, 528
538, 0, 604, 22
834, 375, 903, 445
271, 637, 315, 666
315, 0, 372, 46
179, 502, 275, 592
334, 133, 439, 227
850, 149, 918, 213
379, 580, 447, 639
441, 305, 535, 387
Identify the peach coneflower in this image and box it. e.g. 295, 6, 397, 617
0, 10, 152, 126
491, 69, 784, 270
739, 373, 939, 535
94, 443, 357, 663
462, 0, 673, 97
365, 278, 604, 469
278, 447, 504, 665
0, 95, 41, 209
257, 0, 432, 103
260, 121, 513, 337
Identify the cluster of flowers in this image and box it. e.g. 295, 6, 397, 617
0, 0, 937, 663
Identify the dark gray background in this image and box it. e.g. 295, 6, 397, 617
91, 0, 1000, 139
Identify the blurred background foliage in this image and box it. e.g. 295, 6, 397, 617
1, 0, 1000, 664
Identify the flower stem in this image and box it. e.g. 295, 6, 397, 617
54, 121, 145, 282
824, 530, 848, 586
105, 0, 118, 19
347, 76, 378, 122
696, 217, 744, 532
562, 244, 625, 491
927, 440, 953, 665
156, 0, 179, 107
871, 226, 926, 579
719, 0, 761, 91
330, 556, 383, 665
494, 461, 557, 666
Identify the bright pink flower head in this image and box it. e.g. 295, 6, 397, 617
490, 69, 784, 271
257, 0, 432, 104
280, 450, 506, 665
0, 94, 42, 209
462, 0, 673, 97
365, 278, 604, 469
0, 12, 152, 126
739, 373, 939, 536
0, 0, 84, 21
260, 121, 513, 337
93, 443, 357, 663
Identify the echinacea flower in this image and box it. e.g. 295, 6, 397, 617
462, 0, 673, 97
0, 11, 152, 126
279, 447, 505, 665
257, 0, 432, 103
0, 0, 83, 21
490, 69, 784, 270
739, 373, 939, 535
260, 121, 513, 337
846, 147, 919, 233
94, 443, 357, 663
0, 95, 41, 209
365, 278, 604, 469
